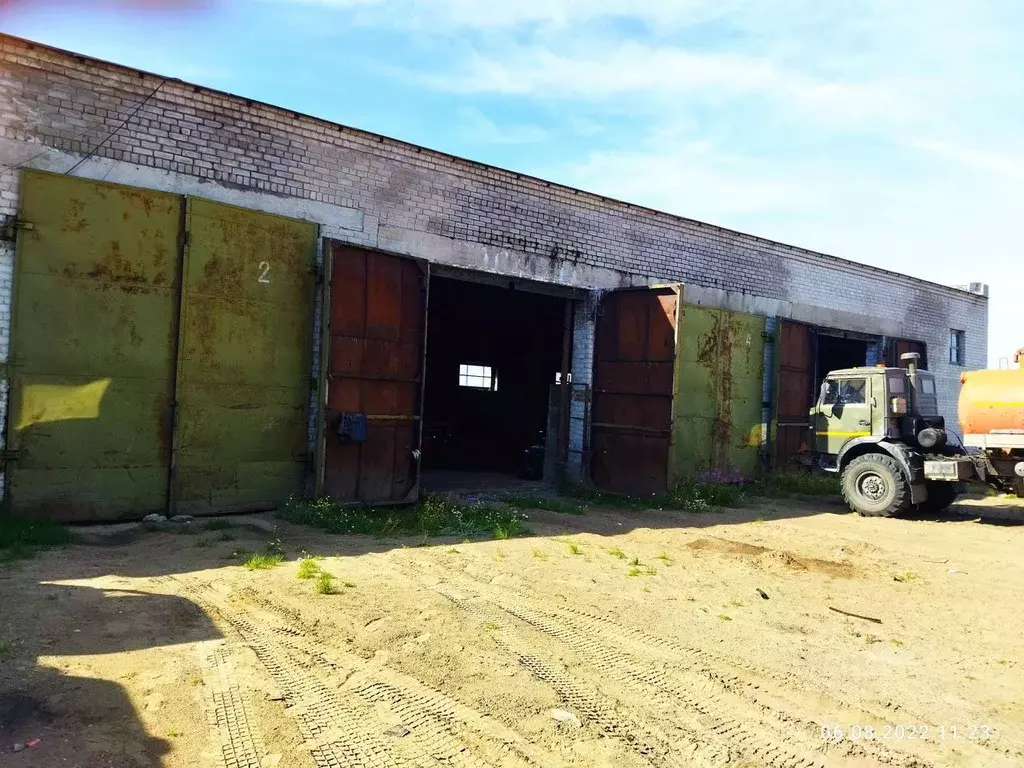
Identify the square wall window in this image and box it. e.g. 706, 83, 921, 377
459, 364, 496, 391
949, 330, 966, 366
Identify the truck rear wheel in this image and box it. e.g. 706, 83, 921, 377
919, 482, 959, 514
841, 454, 911, 517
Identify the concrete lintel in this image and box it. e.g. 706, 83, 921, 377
0, 139, 365, 235
683, 284, 906, 338
378, 226, 650, 291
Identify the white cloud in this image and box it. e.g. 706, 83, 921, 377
566, 141, 808, 218
456, 106, 548, 145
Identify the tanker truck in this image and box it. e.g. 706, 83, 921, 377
810, 350, 1024, 517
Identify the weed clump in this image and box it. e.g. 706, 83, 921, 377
279, 494, 529, 539
244, 553, 284, 570
315, 571, 336, 595
503, 495, 587, 516
297, 558, 320, 579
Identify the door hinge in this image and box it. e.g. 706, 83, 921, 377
1, 218, 34, 240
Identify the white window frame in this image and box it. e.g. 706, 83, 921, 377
458, 363, 496, 391
949, 330, 966, 366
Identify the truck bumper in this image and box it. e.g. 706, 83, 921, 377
924, 458, 977, 482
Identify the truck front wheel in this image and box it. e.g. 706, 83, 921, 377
919, 482, 959, 514
841, 454, 911, 517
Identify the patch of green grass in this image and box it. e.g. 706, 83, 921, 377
890, 638, 904, 647
561, 471, 839, 514
606, 547, 626, 559
315, 571, 335, 595
746, 472, 841, 499
532, 548, 549, 561
567, 542, 583, 556
297, 558, 320, 579
655, 552, 673, 565
202, 519, 234, 531
446, 547, 461, 554
342, 581, 356, 588
0, 517, 72, 564
667, 479, 744, 512
483, 621, 500, 631
627, 565, 656, 577
244, 552, 284, 570
278, 494, 530, 539
629, 555, 641, 567
893, 571, 919, 583
166, 728, 181, 738
717, 614, 732, 621
503, 495, 587, 516
494, 519, 523, 540
0, 640, 13, 661
729, 599, 744, 608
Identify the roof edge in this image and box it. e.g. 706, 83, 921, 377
0, 32, 988, 304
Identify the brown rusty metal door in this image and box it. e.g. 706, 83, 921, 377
6, 170, 182, 520
324, 244, 427, 504
173, 198, 318, 514
591, 286, 679, 495
889, 338, 928, 370
774, 319, 814, 469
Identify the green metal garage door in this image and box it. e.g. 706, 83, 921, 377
173, 198, 317, 514
6, 172, 318, 520
7, 170, 182, 520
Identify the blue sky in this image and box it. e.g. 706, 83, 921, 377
3, 0, 1021, 366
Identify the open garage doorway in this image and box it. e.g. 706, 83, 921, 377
421, 274, 570, 492
816, 333, 868, 389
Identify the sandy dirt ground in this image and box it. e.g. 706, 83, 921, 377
2, 494, 1023, 768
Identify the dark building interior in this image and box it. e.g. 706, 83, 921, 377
421, 276, 566, 480
815, 334, 869, 395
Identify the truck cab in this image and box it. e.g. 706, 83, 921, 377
811, 356, 959, 516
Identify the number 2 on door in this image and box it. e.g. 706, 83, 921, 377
258, 261, 270, 284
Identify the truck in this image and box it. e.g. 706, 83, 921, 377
812, 351, 1024, 517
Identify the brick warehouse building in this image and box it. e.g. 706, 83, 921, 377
0, 35, 988, 520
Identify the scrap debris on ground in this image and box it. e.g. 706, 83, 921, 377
1, 492, 1022, 767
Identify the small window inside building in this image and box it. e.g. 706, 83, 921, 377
459, 364, 496, 391
555, 372, 573, 385
949, 330, 966, 366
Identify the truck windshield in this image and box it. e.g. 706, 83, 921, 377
823, 378, 867, 405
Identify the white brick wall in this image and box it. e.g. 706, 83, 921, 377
0, 35, 989, 490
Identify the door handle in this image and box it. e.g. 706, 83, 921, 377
858, 419, 870, 426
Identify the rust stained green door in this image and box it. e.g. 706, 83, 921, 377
7, 170, 181, 520
671, 306, 765, 482
173, 198, 317, 514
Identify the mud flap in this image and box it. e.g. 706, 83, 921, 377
910, 484, 928, 504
